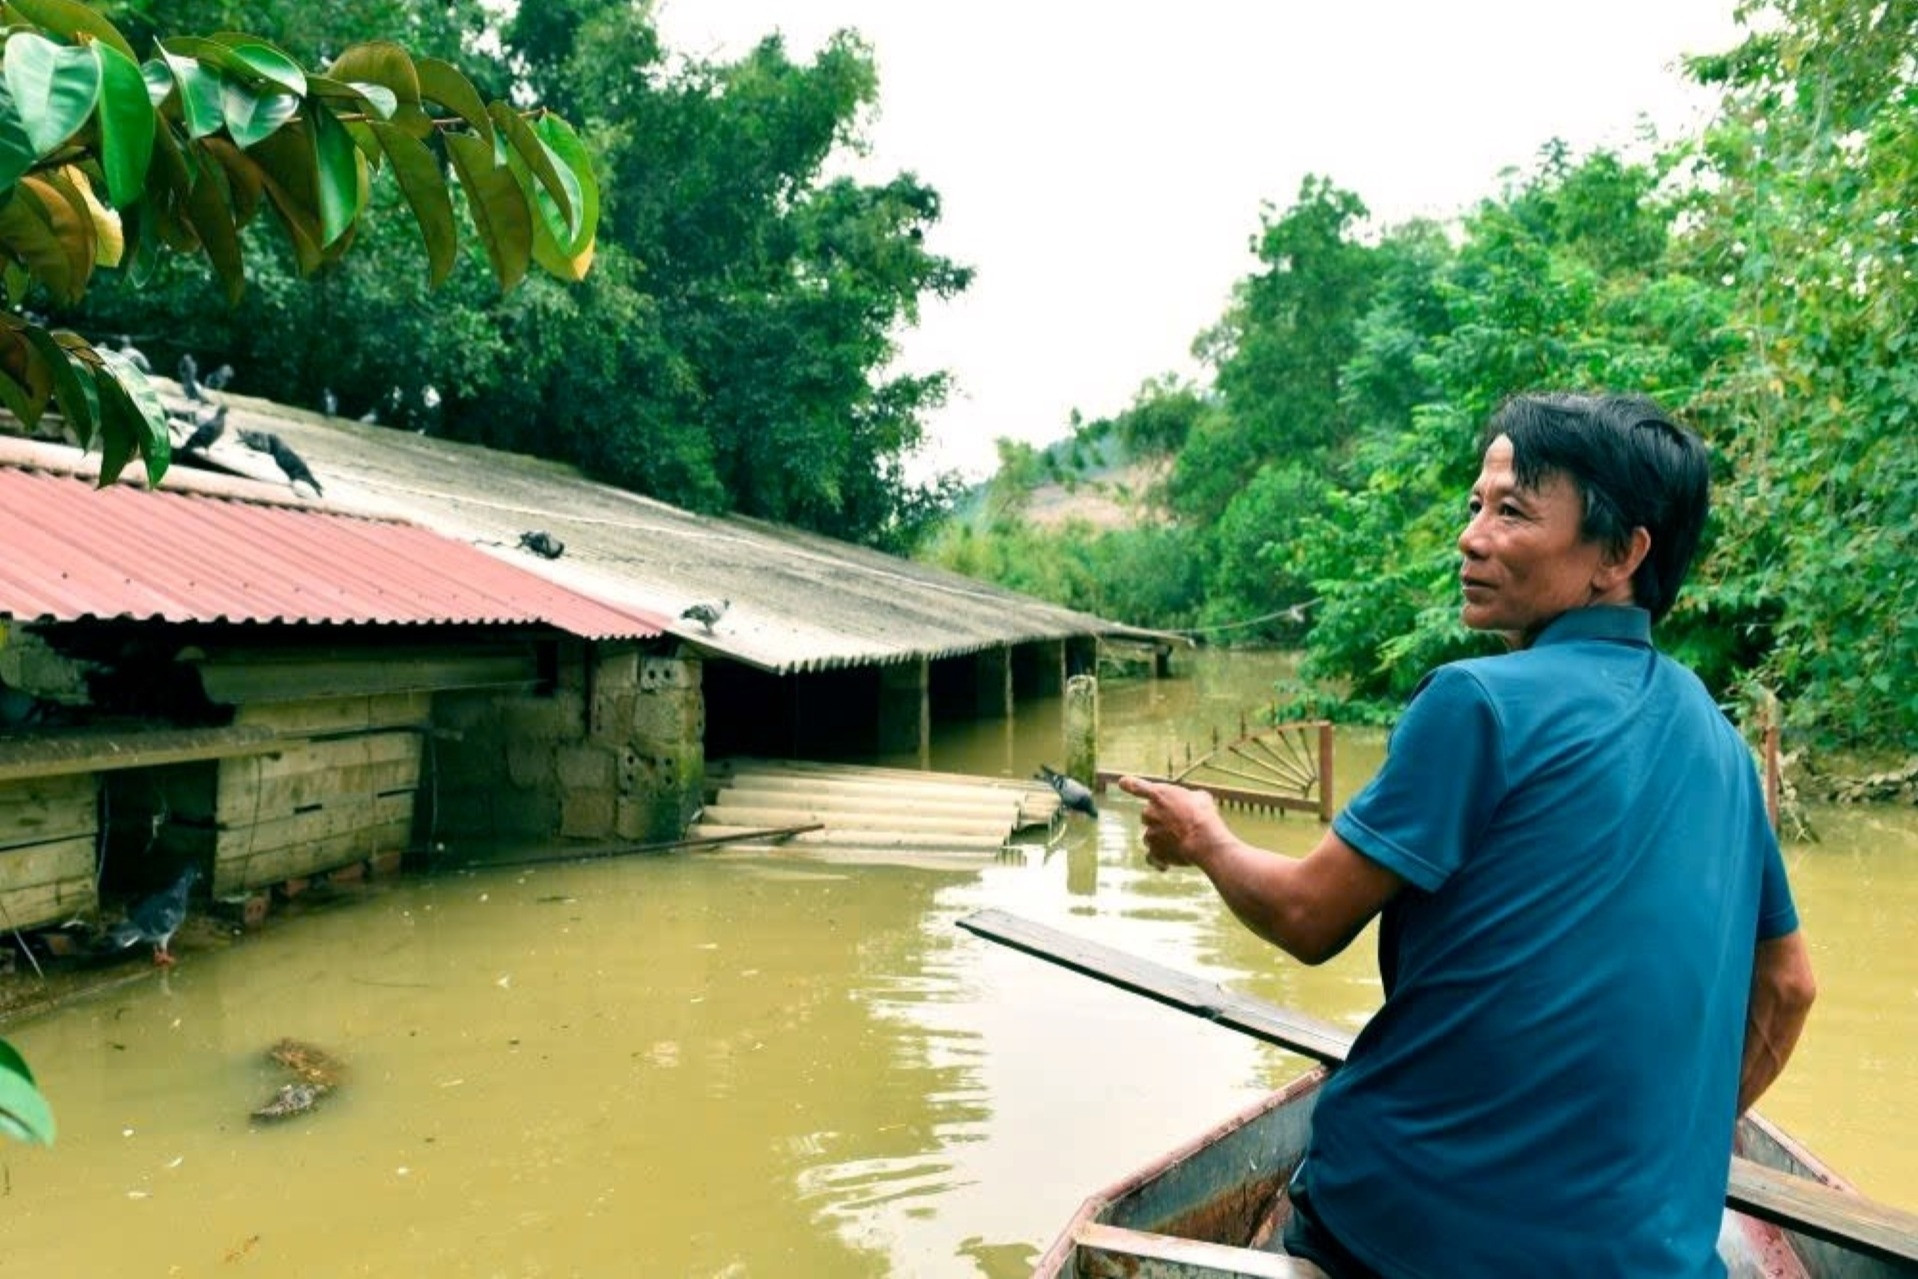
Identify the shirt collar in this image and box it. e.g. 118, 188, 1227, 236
1531, 605, 1653, 650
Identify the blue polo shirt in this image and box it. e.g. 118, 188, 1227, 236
1307, 606, 1797, 1278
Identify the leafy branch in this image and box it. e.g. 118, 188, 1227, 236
0, 0, 600, 487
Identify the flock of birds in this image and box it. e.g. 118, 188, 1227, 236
154, 347, 324, 498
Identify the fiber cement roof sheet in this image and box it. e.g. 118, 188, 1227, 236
157, 393, 1156, 674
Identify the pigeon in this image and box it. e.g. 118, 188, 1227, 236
178, 353, 204, 402
182, 404, 228, 453
320, 387, 338, 416
518, 530, 565, 560
679, 599, 730, 633
102, 864, 201, 966
113, 334, 151, 373
1037, 764, 1098, 818
239, 429, 323, 497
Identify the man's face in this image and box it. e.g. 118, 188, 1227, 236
1457, 435, 1621, 643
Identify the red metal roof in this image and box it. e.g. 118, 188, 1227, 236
0, 465, 666, 639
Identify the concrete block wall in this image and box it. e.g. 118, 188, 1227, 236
428, 642, 703, 854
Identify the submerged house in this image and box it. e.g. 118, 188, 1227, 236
0, 437, 678, 929
0, 383, 1161, 925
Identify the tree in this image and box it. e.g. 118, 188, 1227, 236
2, 2, 599, 488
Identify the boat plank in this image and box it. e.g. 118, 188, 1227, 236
1074, 1222, 1323, 1278
1728, 1158, 1918, 1267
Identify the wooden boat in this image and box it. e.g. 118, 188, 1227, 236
1034, 1067, 1914, 1278
956, 910, 1918, 1279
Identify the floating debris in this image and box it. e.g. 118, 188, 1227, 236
250, 1038, 344, 1122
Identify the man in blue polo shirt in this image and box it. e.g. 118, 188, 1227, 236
1122, 393, 1815, 1278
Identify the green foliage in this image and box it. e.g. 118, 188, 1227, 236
925, 0, 1915, 750
0, 1037, 54, 1145
72, 3, 970, 547
1, 4, 598, 486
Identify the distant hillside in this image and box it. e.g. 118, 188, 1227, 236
950, 428, 1168, 530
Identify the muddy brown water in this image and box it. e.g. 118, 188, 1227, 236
2, 650, 1911, 1276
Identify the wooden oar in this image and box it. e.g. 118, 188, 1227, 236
956, 907, 1918, 1268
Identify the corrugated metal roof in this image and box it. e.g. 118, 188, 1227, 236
0, 459, 667, 640
154, 392, 1170, 675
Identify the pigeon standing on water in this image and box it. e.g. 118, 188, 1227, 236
102, 864, 201, 966
680, 599, 730, 633
1037, 764, 1098, 818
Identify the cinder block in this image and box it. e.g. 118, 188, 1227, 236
506, 743, 552, 788
560, 791, 615, 838
595, 649, 640, 689
557, 746, 615, 789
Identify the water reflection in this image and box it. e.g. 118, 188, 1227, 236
2, 651, 1912, 1278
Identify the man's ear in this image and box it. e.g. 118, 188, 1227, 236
1597, 526, 1653, 594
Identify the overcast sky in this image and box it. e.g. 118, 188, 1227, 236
652, 1, 1744, 480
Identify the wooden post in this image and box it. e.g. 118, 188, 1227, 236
878, 657, 930, 766
1064, 674, 1098, 789
975, 644, 1013, 719
1317, 721, 1335, 823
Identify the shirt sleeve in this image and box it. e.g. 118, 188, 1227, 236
1332, 664, 1507, 893
1755, 808, 1800, 941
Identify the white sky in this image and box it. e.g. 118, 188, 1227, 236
653, 1, 1743, 481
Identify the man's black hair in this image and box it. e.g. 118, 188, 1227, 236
1482, 393, 1710, 623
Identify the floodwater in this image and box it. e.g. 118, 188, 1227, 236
1, 650, 1912, 1276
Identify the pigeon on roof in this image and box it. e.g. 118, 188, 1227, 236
182, 404, 228, 453
113, 334, 151, 373
178, 352, 203, 401
518, 530, 565, 560
239, 429, 323, 497
680, 599, 730, 633
1037, 764, 1098, 818
101, 864, 201, 966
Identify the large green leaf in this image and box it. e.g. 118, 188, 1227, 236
489, 103, 573, 233
6, 0, 134, 61
92, 41, 154, 207
0, 317, 55, 429
182, 162, 242, 302
200, 136, 263, 225
23, 323, 96, 446
445, 130, 528, 291
220, 77, 297, 150
203, 33, 305, 96
304, 99, 362, 246
533, 115, 596, 254
0, 1039, 54, 1146
158, 45, 224, 140
247, 126, 324, 273
368, 119, 455, 286
415, 57, 491, 146
0, 83, 39, 191
96, 347, 168, 486
326, 43, 419, 110
0, 184, 74, 300
4, 31, 101, 156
